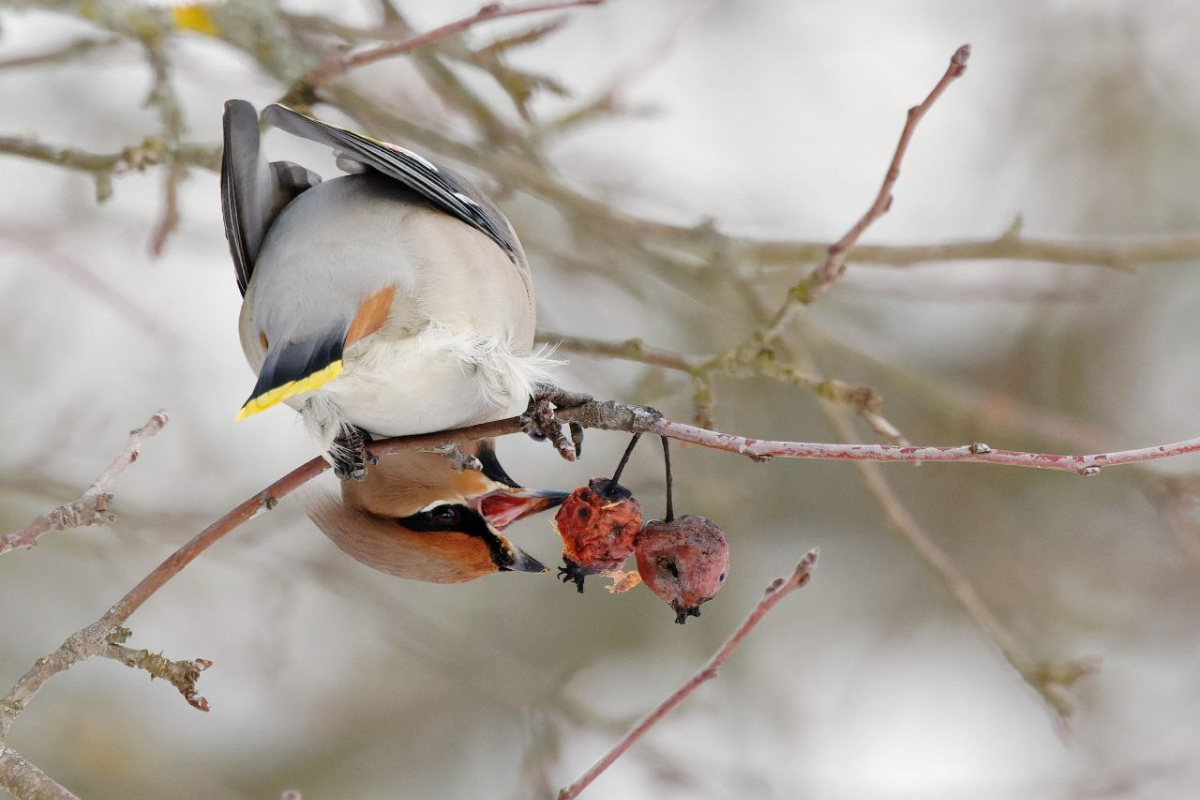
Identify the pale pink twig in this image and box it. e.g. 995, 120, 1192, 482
761, 43, 972, 339
646, 416, 1200, 475
557, 549, 820, 800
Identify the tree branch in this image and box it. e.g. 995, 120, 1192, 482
297, 0, 610, 89
541, 332, 909, 444
758, 44, 971, 344
1, 411, 169, 556
557, 549, 820, 800
0, 747, 80, 800
0, 135, 219, 202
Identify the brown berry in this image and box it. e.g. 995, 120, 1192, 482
636, 515, 730, 624
552, 478, 643, 592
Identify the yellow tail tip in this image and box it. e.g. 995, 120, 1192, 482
235, 360, 344, 421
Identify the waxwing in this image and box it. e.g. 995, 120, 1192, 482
221, 100, 568, 581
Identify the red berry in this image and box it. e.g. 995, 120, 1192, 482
636, 515, 730, 624
552, 478, 643, 592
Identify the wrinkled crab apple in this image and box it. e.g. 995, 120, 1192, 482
551, 477, 643, 592
636, 515, 730, 624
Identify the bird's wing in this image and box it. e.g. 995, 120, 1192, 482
261, 103, 527, 270
221, 100, 322, 295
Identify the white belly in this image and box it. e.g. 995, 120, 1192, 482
287, 327, 553, 442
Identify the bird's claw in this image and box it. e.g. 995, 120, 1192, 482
522, 385, 592, 462
331, 426, 376, 482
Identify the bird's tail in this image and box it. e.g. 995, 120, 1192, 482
235, 325, 348, 420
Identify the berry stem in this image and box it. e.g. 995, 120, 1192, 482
610, 432, 641, 485
661, 435, 674, 523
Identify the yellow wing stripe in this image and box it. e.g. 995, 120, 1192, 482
235, 360, 343, 421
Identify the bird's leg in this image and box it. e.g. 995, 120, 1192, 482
521, 385, 592, 462
331, 425, 378, 482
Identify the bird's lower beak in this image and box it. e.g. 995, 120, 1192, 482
509, 547, 548, 574
476, 489, 569, 531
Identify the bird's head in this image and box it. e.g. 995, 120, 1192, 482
303, 440, 566, 583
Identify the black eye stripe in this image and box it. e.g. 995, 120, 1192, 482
394, 504, 515, 570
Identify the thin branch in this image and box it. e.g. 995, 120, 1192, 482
103, 627, 212, 712
140, 35, 187, 256
1, 411, 169, 556
0, 747, 80, 800
0, 35, 120, 72
539, 331, 702, 372
0, 135, 219, 202
643, 416, 1200, 474
821, 402, 1076, 719
759, 43, 971, 343
540, 331, 909, 445
298, 0, 610, 89
557, 549, 820, 800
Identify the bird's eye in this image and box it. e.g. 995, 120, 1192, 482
430, 505, 460, 526
577, 506, 591, 519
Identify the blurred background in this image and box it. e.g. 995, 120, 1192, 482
2, 0, 1200, 798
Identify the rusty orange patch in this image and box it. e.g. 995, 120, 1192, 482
345, 285, 396, 346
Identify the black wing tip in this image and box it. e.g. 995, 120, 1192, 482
262, 103, 305, 126
223, 99, 259, 126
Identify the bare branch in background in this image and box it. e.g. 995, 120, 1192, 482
0, 748, 80, 800
750, 44, 972, 349
542, 330, 910, 444
0, 35, 119, 71
140, 33, 187, 256
296, 0, 610, 90
815, 388, 1083, 721
0, 135, 218, 202
0, 411, 169, 556
557, 549, 820, 800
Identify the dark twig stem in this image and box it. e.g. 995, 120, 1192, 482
661, 435, 674, 523
609, 433, 641, 485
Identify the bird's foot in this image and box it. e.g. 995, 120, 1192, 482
331, 426, 378, 482
522, 385, 592, 462
558, 559, 588, 593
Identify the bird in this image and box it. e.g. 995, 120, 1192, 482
220, 100, 577, 581
220, 99, 569, 481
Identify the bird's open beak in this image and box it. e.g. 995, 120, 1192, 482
475, 489, 569, 531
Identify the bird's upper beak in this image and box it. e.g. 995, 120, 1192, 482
474, 488, 569, 531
